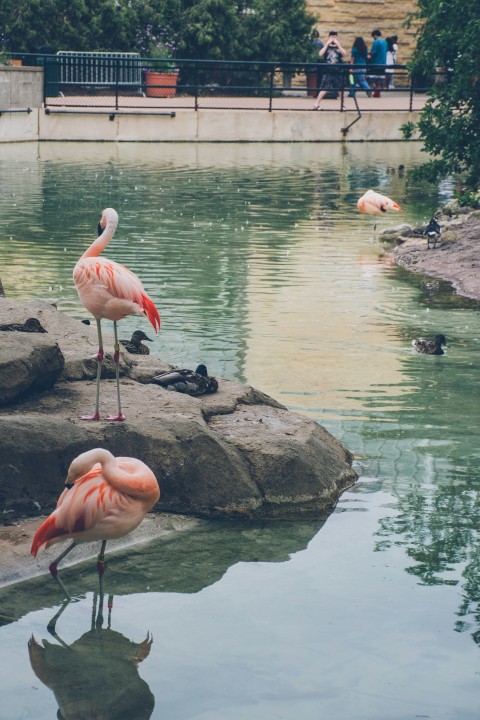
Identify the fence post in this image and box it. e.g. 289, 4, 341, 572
115, 57, 119, 110
194, 62, 199, 111
409, 72, 413, 112
269, 65, 275, 112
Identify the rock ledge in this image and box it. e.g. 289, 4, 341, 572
0, 300, 357, 521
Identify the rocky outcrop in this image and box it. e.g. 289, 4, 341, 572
0, 299, 357, 520
0, 334, 64, 405
383, 208, 480, 300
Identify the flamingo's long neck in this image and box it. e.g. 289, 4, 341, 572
69, 448, 159, 503
80, 214, 118, 260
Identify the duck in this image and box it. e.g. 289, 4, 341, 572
412, 334, 447, 355
424, 217, 442, 249
151, 364, 219, 396
0, 317, 47, 333
119, 330, 153, 355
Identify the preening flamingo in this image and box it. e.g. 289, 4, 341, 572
31, 448, 160, 598
357, 189, 402, 232
357, 189, 402, 215
73, 208, 160, 420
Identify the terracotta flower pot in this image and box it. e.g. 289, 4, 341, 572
144, 70, 179, 98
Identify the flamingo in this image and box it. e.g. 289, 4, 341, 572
31, 448, 160, 598
357, 189, 402, 233
73, 208, 160, 421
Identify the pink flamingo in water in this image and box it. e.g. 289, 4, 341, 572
73, 208, 160, 421
31, 448, 160, 598
357, 189, 402, 233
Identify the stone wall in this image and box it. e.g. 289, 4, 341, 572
0, 66, 42, 142
307, 0, 419, 63
0, 66, 43, 109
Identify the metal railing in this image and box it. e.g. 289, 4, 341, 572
13, 54, 439, 113
56, 51, 142, 89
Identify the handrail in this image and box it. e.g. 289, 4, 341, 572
0, 107, 32, 115
44, 107, 176, 119
6, 53, 437, 112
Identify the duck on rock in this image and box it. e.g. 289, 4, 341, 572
0, 317, 47, 333
151, 364, 218, 396
120, 330, 153, 355
412, 334, 447, 355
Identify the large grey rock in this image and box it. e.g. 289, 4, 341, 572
0, 300, 357, 519
0, 333, 64, 406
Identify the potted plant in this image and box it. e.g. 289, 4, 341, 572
136, 25, 179, 98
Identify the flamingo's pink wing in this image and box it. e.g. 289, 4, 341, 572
30, 468, 131, 556
75, 259, 160, 332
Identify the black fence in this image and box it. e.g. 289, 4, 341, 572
13, 53, 442, 112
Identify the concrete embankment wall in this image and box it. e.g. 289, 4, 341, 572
0, 66, 420, 143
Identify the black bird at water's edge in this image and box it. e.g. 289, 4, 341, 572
424, 217, 442, 249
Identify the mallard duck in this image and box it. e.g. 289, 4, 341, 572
120, 330, 153, 355
424, 217, 441, 249
151, 364, 218, 396
412, 334, 447, 355
0, 317, 47, 333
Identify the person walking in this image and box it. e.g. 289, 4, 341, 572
385, 35, 398, 89
348, 37, 371, 97
367, 29, 387, 97
314, 31, 346, 108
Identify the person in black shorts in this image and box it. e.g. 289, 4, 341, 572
314, 31, 346, 108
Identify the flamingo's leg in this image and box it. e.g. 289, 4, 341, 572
47, 598, 73, 641
48, 540, 78, 600
97, 540, 108, 599
107, 321, 125, 421
81, 318, 104, 420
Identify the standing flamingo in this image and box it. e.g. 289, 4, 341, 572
31, 448, 160, 598
357, 189, 402, 233
73, 208, 160, 421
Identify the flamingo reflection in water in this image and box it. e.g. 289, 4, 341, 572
28, 592, 155, 720
31, 448, 160, 599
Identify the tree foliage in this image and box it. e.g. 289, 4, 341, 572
0, 0, 315, 62
405, 0, 480, 189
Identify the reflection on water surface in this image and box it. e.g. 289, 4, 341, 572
1, 142, 480, 719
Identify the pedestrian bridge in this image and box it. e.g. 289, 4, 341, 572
1, 55, 431, 143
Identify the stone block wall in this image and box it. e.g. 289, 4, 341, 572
306, 0, 419, 63
0, 66, 42, 142
0, 66, 43, 109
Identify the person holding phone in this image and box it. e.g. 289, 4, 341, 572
314, 31, 346, 108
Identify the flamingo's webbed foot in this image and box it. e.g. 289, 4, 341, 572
106, 413, 126, 422
80, 411, 102, 421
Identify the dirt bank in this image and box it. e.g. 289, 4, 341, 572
390, 208, 480, 300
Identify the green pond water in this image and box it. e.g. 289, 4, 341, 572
0, 141, 479, 719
